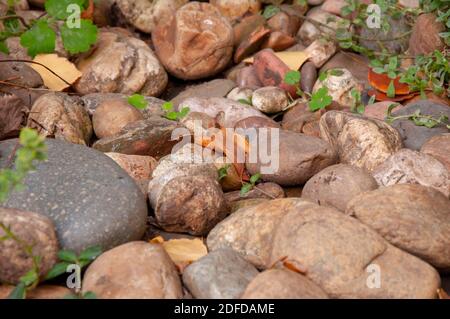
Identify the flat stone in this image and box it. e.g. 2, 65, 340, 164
183, 248, 259, 299
421, 133, 450, 172
0, 138, 147, 253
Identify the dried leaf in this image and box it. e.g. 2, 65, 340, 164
81, 0, 95, 20
244, 51, 309, 71
161, 238, 208, 271
29, 54, 81, 91
149, 236, 164, 244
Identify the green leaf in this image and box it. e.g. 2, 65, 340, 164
368, 95, 376, 105
57, 250, 78, 262
78, 245, 102, 262
60, 19, 98, 54
262, 5, 280, 19
161, 101, 173, 111
166, 111, 178, 121
250, 173, 261, 185
19, 269, 38, 286
20, 20, 56, 57
238, 98, 252, 106
284, 70, 301, 85
372, 67, 386, 74
218, 164, 230, 181
83, 291, 97, 299
309, 87, 333, 112
128, 94, 148, 110
386, 80, 396, 98
45, 0, 86, 20
329, 69, 344, 77
0, 41, 9, 54
45, 262, 70, 280
8, 282, 26, 299
386, 103, 398, 117
240, 183, 253, 197
178, 107, 190, 119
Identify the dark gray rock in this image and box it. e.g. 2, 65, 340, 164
0, 138, 148, 253
182, 248, 259, 299
391, 100, 450, 150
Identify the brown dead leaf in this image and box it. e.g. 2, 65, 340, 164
29, 54, 81, 91
244, 51, 309, 71
269, 256, 308, 274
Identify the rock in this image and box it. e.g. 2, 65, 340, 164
210, 0, 261, 21
148, 145, 228, 235
152, 2, 234, 80
114, 0, 188, 33
93, 116, 180, 158
302, 164, 378, 211
308, 0, 324, 4
27, 93, 92, 146
234, 25, 271, 63
372, 149, 450, 197
105, 152, 157, 182
261, 31, 296, 52
281, 102, 321, 134
246, 129, 338, 186
252, 87, 288, 114
228, 198, 269, 213
321, 0, 347, 15
81, 93, 165, 118
0, 285, 71, 299
236, 66, 263, 89
93, 99, 144, 139
390, 100, 450, 150
271, 204, 441, 298
234, 116, 280, 129
399, 0, 420, 7
82, 242, 183, 298
409, 13, 445, 56
226, 87, 254, 103
179, 97, 268, 128
241, 269, 329, 299
0, 139, 147, 253
0, 208, 58, 284
304, 39, 337, 68
224, 182, 285, 204
183, 248, 259, 299
0, 94, 27, 140
207, 198, 318, 268
300, 62, 317, 94
359, 16, 410, 54
312, 68, 362, 108
171, 79, 236, 108
363, 101, 402, 120
319, 111, 403, 171
297, 8, 343, 45
75, 30, 167, 96
233, 14, 266, 47
320, 52, 370, 88
0, 53, 44, 106
421, 134, 450, 172
346, 184, 450, 270
267, 11, 298, 37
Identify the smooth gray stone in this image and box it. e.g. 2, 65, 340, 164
0, 138, 148, 253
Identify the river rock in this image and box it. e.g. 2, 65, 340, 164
152, 2, 234, 80
409, 13, 445, 56
210, 0, 261, 21
304, 39, 337, 68
372, 149, 450, 197
271, 205, 440, 298
297, 8, 344, 45
183, 248, 259, 299
390, 100, 450, 150
320, 52, 370, 88
300, 62, 317, 94
114, 0, 188, 33
0, 139, 147, 253
302, 164, 378, 211
281, 102, 321, 134
226, 87, 254, 103
421, 134, 450, 172
82, 241, 183, 298
241, 269, 329, 299
346, 184, 450, 270
319, 111, 403, 171
75, 30, 168, 96
207, 198, 318, 269
246, 129, 337, 186
252, 87, 288, 114
236, 66, 262, 89
363, 101, 402, 120
0, 94, 27, 141
224, 182, 285, 204
0, 208, 58, 284
93, 116, 180, 158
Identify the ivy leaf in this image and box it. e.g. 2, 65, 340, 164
20, 20, 56, 57
8, 282, 26, 299
45, 262, 70, 280
58, 250, 78, 263
309, 87, 333, 112
262, 5, 280, 19
79, 245, 102, 262
386, 80, 396, 98
284, 70, 301, 85
60, 19, 98, 54
45, 0, 86, 20
128, 94, 148, 110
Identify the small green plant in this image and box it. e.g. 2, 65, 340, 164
309, 87, 333, 112
128, 94, 148, 110
238, 97, 252, 106
0, 128, 47, 203
240, 173, 261, 197
350, 88, 368, 114
386, 103, 450, 129
161, 101, 190, 121
262, 5, 281, 19
218, 164, 231, 181
284, 70, 305, 99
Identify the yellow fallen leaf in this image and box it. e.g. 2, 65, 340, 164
150, 236, 164, 244
29, 54, 81, 91
162, 238, 208, 268
243, 51, 309, 71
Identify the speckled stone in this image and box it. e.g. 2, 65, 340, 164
0, 138, 148, 253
